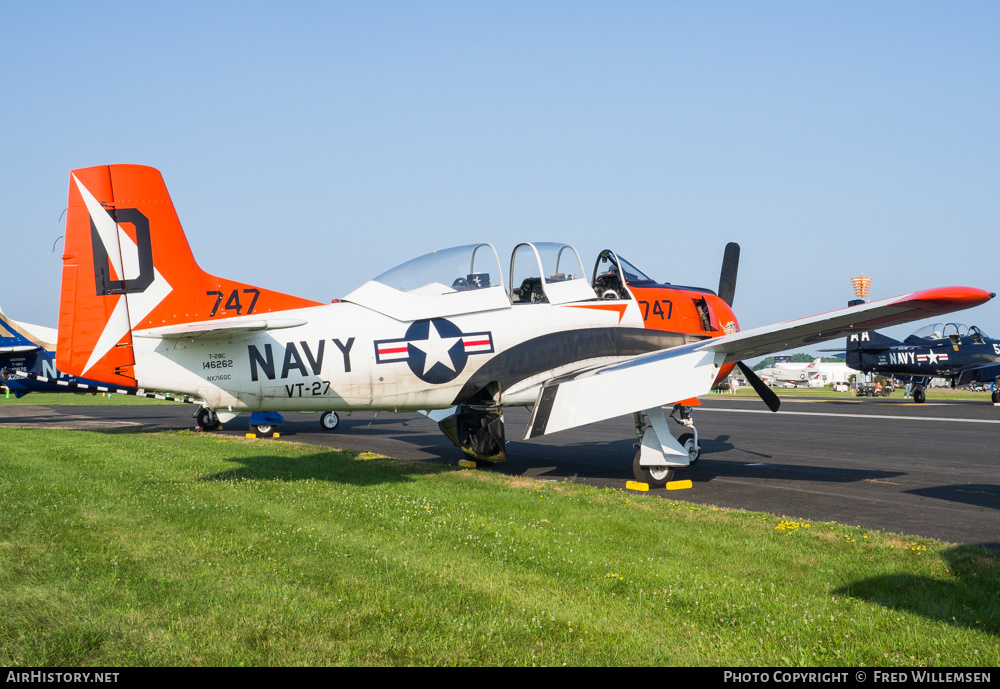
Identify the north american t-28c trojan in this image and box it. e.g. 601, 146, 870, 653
42, 165, 995, 487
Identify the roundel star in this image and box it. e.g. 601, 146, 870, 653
410, 319, 464, 377
373, 318, 495, 385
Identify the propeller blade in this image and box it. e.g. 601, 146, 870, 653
718, 242, 740, 307
736, 361, 781, 412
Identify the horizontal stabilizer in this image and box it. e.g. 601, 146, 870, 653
134, 317, 308, 340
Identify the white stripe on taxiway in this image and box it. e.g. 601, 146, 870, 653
698, 407, 1000, 424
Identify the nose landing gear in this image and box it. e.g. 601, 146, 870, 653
631, 403, 700, 488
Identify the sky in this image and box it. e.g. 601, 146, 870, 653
2, 1, 998, 358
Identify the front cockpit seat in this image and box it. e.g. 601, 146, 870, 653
452, 272, 493, 292
512, 277, 547, 303
593, 267, 626, 299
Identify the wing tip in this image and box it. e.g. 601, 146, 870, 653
902, 286, 995, 308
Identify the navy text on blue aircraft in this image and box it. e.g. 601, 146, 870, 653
846, 321, 1000, 403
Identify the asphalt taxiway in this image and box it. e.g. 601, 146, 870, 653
3, 396, 998, 548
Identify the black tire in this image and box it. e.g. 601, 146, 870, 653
320, 411, 340, 431
251, 424, 274, 435
632, 450, 675, 489
913, 389, 926, 404
677, 432, 701, 465
992, 391, 999, 404
196, 407, 220, 430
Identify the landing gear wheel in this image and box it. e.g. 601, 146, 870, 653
251, 424, 274, 435
677, 432, 701, 465
913, 388, 926, 403
320, 411, 340, 431
196, 408, 220, 430
632, 450, 675, 489
992, 391, 999, 404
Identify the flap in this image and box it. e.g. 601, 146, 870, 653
525, 344, 721, 439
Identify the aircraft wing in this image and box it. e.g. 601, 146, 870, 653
700, 286, 994, 364
0, 345, 42, 353
525, 286, 993, 438
0, 308, 56, 351
956, 363, 1000, 387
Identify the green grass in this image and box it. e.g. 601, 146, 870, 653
0, 391, 173, 406
1, 428, 998, 666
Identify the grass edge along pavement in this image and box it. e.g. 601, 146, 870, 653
3, 386, 995, 406
1, 428, 997, 666
0, 391, 179, 406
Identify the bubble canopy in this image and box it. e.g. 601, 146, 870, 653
372, 243, 504, 294
345, 241, 605, 319
905, 323, 990, 343
509, 242, 595, 305
343, 243, 511, 321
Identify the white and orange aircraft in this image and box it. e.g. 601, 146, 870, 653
43, 165, 993, 486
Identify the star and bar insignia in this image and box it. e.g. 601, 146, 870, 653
374, 318, 494, 384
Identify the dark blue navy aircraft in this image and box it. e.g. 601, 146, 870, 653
846, 322, 1000, 403
0, 305, 109, 397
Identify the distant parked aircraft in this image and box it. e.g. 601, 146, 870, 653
845, 322, 1000, 403
757, 358, 850, 387
0, 304, 110, 397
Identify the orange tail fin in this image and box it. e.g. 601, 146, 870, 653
57, 164, 321, 386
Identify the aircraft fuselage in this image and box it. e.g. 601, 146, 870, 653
134, 296, 719, 414
856, 342, 1000, 378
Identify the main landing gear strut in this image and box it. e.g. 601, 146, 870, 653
439, 406, 507, 464
632, 404, 701, 488
438, 385, 507, 464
